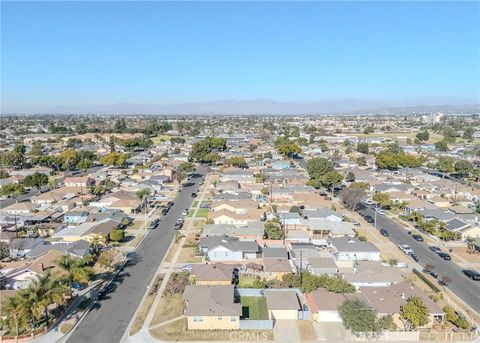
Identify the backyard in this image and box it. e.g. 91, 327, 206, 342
240, 296, 269, 320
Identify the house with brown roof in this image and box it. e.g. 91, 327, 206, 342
264, 289, 301, 320
191, 263, 234, 285
183, 285, 242, 330
263, 258, 294, 280
208, 209, 265, 226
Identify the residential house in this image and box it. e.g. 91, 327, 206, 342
191, 263, 234, 285
63, 176, 95, 188
264, 290, 301, 320
329, 237, 380, 262
198, 235, 260, 262
183, 285, 242, 330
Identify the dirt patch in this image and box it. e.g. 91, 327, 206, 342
149, 295, 185, 327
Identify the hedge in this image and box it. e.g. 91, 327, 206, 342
413, 268, 441, 293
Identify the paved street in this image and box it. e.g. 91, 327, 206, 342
65, 165, 208, 343
358, 205, 480, 313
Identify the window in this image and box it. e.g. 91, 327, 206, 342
230, 316, 237, 322
193, 316, 203, 323
217, 316, 223, 320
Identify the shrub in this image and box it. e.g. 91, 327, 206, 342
109, 229, 124, 242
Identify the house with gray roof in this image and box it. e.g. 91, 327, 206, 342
329, 237, 380, 261
198, 235, 260, 262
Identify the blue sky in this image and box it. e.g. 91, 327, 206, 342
1, 1, 479, 111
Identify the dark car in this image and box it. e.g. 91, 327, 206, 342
364, 215, 374, 223
149, 219, 160, 229
423, 269, 438, 279
71, 282, 86, 290
410, 253, 419, 262
380, 229, 389, 237
191, 192, 197, 198
462, 269, 480, 281
438, 252, 451, 260
412, 234, 424, 242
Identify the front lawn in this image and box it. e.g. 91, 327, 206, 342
194, 208, 209, 218
149, 318, 274, 341
149, 295, 185, 327
240, 296, 269, 320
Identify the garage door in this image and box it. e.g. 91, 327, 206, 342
319, 311, 342, 322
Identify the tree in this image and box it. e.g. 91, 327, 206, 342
373, 192, 392, 209
227, 157, 248, 168
23, 172, 49, 188
178, 162, 195, 173
357, 142, 369, 154
400, 296, 429, 331
98, 249, 118, 270
264, 222, 284, 240
307, 158, 334, 179
416, 131, 429, 142
56, 255, 94, 286
136, 188, 151, 200
454, 160, 474, 177
109, 229, 124, 242
59, 149, 81, 170
100, 152, 128, 167
189, 137, 227, 162
320, 170, 343, 193
345, 171, 355, 182
0, 183, 26, 196
435, 156, 455, 173
340, 187, 366, 211
339, 299, 378, 335
435, 140, 449, 152
1, 293, 30, 337
356, 156, 367, 166
274, 137, 302, 158
289, 206, 300, 213
463, 127, 475, 141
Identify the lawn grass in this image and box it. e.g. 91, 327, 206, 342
164, 239, 181, 263
60, 323, 74, 335
130, 293, 156, 335
149, 295, 185, 327
240, 296, 269, 320
151, 135, 173, 144
191, 200, 199, 208
193, 208, 209, 218
149, 318, 274, 341
177, 247, 202, 263
237, 275, 259, 288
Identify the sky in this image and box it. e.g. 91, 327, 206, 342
1, 1, 479, 113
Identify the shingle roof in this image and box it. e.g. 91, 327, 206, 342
183, 285, 242, 316
264, 290, 301, 310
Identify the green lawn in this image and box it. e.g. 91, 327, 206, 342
193, 208, 209, 218
237, 275, 258, 288
191, 200, 199, 208
240, 296, 269, 320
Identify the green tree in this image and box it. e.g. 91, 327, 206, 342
56, 255, 94, 286
274, 137, 302, 158
264, 222, 284, 240
227, 157, 248, 168
435, 140, 449, 152
136, 188, 151, 200
345, 171, 355, 182
416, 131, 429, 142
400, 296, 429, 331
100, 152, 128, 167
109, 229, 125, 242
454, 160, 474, 177
23, 173, 49, 188
178, 162, 195, 173
339, 299, 378, 335
320, 170, 343, 192
357, 142, 369, 154
373, 192, 392, 209
307, 158, 334, 180
435, 156, 455, 173
0, 183, 26, 196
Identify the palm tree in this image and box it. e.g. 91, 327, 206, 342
90, 234, 106, 254
1, 295, 29, 336
56, 255, 94, 287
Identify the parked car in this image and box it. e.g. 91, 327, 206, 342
410, 253, 419, 262
191, 192, 197, 198
423, 269, 438, 279
374, 208, 385, 215
71, 282, 86, 290
174, 218, 184, 230
438, 252, 451, 260
380, 229, 389, 237
462, 269, 480, 281
398, 244, 413, 255
149, 218, 160, 229
182, 264, 193, 272
181, 210, 188, 216
429, 246, 442, 253
412, 234, 424, 242
364, 215, 374, 224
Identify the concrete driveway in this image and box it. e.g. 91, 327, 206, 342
274, 320, 317, 342
313, 322, 347, 342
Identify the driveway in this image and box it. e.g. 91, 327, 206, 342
312, 322, 347, 342
274, 320, 317, 342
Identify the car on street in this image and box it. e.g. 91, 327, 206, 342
380, 229, 389, 237
398, 244, 413, 255
182, 264, 193, 272
423, 269, 438, 279
438, 252, 451, 260
462, 269, 480, 281
364, 215, 374, 223
412, 234, 424, 242
429, 246, 442, 253
181, 210, 188, 216
149, 218, 160, 229
410, 253, 419, 262
374, 208, 385, 215
174, 218, 184, 230
191, 192, 197, 198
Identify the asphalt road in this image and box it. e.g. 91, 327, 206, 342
357, 204, 480, 313
66, 165, 208, 343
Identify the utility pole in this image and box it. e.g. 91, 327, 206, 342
299, 250, 303, 289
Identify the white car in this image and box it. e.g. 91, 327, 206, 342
182, 264, 193, 272
374, 208, 385, 215
181, 210, 188, 216
398, 244, 413, 255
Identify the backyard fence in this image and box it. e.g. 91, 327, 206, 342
419, 331, 478, 341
